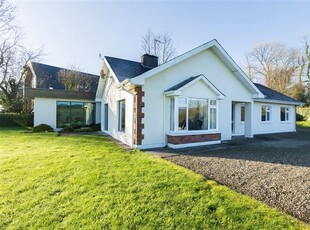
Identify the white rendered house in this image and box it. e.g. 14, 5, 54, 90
96, 39, 302, 149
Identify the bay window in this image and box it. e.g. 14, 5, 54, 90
170, 96, 217, 132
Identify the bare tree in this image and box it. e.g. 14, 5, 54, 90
244, 42, 299, 96
141, 30, 177, 64
58, 65, 94, 92
0, 0, 42, 112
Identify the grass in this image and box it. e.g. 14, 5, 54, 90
0, 128, 308, 229
297, 121, 310, 128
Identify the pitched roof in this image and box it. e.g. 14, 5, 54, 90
164, 76, 199, 92
30, 62, 99, 93
254, 83, 301, 104
105, 56, 153, 82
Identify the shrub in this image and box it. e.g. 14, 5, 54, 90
0, 113, 34, 127
74, 127, 94, 132
296, 107, 310, 121
91, 123, 101, 131
33, 124, 54, 132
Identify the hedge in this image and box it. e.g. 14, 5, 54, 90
296, 107, 310, 121
0, 113, 34, 127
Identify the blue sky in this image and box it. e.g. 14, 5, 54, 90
12, 0, 310, 75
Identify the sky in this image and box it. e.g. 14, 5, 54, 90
11, 0, 310, 76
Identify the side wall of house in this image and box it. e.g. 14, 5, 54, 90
101, 76, 134, 147
253, 102, 296, 134
34, 97, 95, 129
141, 49, 254, 148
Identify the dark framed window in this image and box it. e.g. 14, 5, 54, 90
118, 100, 125, 132
56, 101, 95, 128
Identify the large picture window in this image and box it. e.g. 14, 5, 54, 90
171, 96, 217, 132
280, 107, 289, 121
118, 100, 125, 132
261, 105, 271, 122
56, 101, 95, 128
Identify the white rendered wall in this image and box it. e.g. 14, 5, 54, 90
34, 98, 57, 128
253, 102, 296, 134
101, 76, 134, 147
34, 97, 95, 129
142, 49, 254, 148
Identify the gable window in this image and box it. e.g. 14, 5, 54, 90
171, 96, 217, 132
261, 105, 271, 122
280, 107, 289, 121
241, 105, 245, 122
118, 100, 125, 132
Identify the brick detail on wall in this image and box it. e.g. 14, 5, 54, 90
167, 133, 221, 145
134, 86, 145, 145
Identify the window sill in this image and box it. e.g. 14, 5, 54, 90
167, 130, 218, 136
260, 121, 272, 124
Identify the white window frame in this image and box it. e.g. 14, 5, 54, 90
280, 107, 290, 122
261, 105, 271, 122
170, 96, 218, 133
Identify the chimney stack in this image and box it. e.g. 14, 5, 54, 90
141, 54, 158, 68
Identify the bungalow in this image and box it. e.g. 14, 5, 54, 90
96, 39, 302, 149
27, 40, 302, 149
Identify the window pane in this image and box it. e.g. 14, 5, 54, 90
188, 99, 208, 130
104, 104, 108, 131
210, 100, 217, 106
57, 101, 70, 128
241, 106, 245, 122
84, 103, 95, 125
261, 106, 266, 121
280, 107, 285, 121
210, 108, 217, 129
71, 102, 84, 125
286, 108, 289, 121
118, 100, 125, 132
170, 98, 175, 131
178, 107, 187, 130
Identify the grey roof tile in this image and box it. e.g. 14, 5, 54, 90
165, 76, 200, 92
31, 62, 99, 93
105, 56, 152, 82
254, 83, 301, 103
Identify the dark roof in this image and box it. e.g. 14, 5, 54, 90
25, 88, 96, 100
105, 56, 152, 82
254, 83, 301, 104
30, 62, 99, 93
165, 76, 200, 92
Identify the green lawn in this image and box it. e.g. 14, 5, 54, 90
0, 128, 308, 229
297, 121, 310, 128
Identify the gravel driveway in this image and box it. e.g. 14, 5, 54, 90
147, 128, 310, 223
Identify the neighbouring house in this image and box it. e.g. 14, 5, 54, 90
96, 39, 303, 149
24, 62, 100, 128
